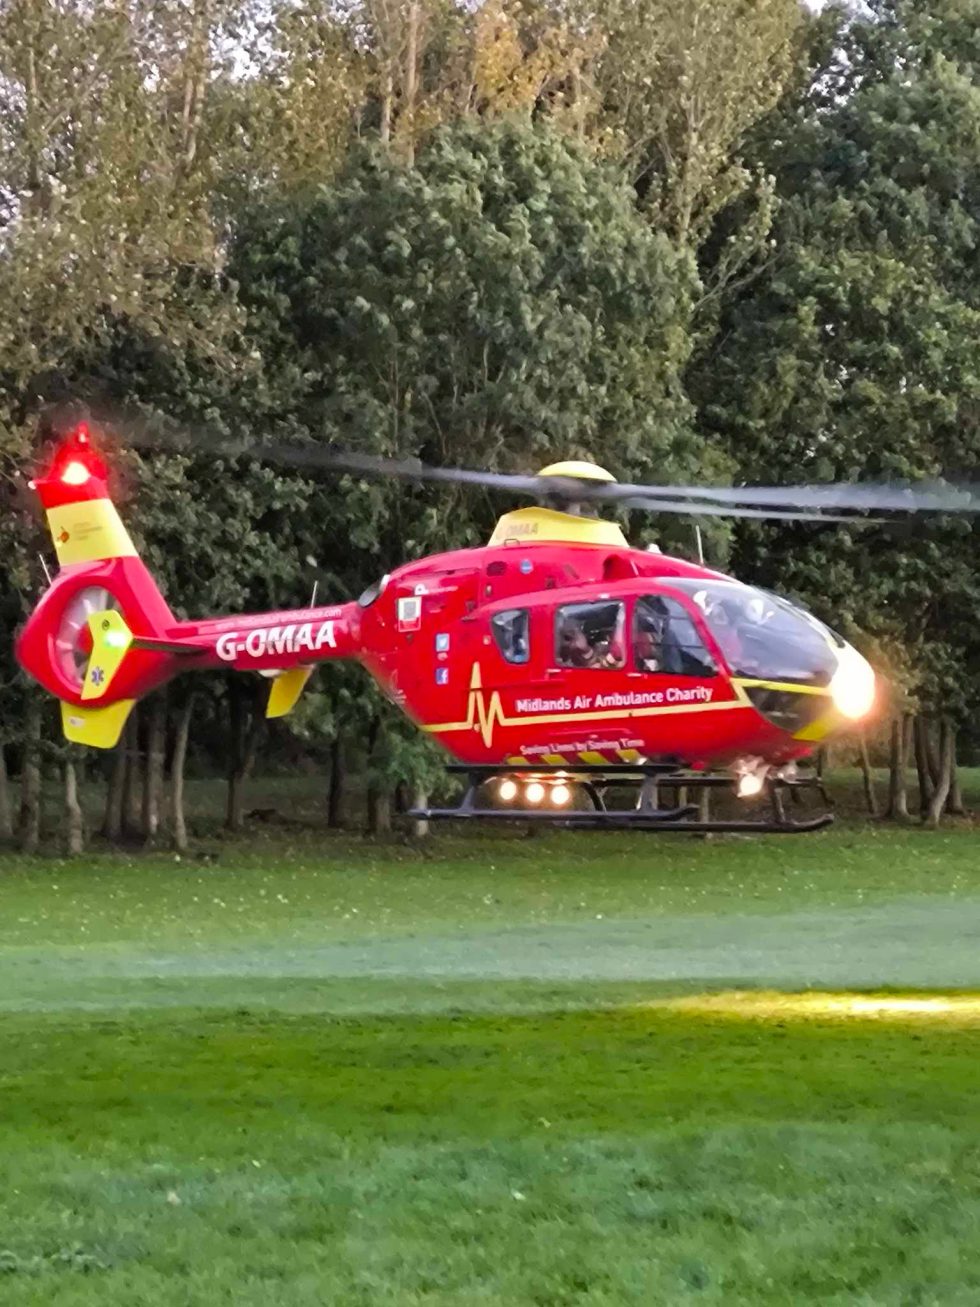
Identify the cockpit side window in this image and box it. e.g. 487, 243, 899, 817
555, 601, 625, 670
633, 595, 718, 678
491, 608, 530, 664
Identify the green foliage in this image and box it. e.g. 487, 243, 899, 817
235, 118, 698, 506
694, 0, 980, 716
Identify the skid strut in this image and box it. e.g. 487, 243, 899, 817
410, 762, 833, 834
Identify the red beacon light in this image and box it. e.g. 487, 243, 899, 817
29, 423, 107, 505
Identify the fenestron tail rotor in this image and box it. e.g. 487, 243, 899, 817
54, 586, 120, 690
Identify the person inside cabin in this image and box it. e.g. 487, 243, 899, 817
633, 594, 707, 676
634, 625, 660, 673
557, 605, 625, 669
558, 616, 596, 667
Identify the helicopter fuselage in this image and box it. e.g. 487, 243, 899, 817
15, 443, 874, 768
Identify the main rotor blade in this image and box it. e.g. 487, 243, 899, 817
588, 479, 980, 514
124, 431, 560, 499
117, 420, 978, 518
614, 496, 870, 523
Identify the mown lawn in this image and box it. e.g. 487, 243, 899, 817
2, 783, 980, 1303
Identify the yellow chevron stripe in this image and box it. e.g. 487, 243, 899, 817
617, 749, 643, 763
542, 753, 567, 764
736, 678, 831, 697
578, 750, 608, 764
794, 714, 839, 743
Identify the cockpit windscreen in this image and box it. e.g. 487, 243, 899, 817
664, 580, 841, 687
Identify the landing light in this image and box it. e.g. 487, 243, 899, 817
830, 647, 876, 720
498, 779, 518, 803
551, 783, 572, 807
737, 772, 765, 799
525, 782, 545, 805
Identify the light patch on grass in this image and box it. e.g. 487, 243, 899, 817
655, 988, 980, 1024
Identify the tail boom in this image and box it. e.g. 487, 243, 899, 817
16, 426, 361, 746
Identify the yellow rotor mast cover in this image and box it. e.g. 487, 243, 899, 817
488, 460, 628, 548
536, 461, 617, 482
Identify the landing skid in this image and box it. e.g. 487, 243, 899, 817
410, 763, 833, 835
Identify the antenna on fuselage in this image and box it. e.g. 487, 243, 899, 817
694, 524, 704, 565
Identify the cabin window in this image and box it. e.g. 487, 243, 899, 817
633, 595, 717, 677
491, 608, 530, 664
555, 601, 625, 670
357, 573, 389, 608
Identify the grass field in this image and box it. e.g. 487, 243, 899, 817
2, 777, 980, 1304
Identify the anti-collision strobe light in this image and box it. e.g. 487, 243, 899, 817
60, 460, 92, 487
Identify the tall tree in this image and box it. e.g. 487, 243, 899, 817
230, 117, 705, 803
695, 0, 980, 789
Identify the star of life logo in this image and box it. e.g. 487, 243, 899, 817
216, 621, 336, 662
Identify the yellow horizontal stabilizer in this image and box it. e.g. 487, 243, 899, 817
82, 609, 134, 701
266, 667, 313, 719
61, 699, 135, 749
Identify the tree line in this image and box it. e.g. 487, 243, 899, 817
0, 0, 977, 851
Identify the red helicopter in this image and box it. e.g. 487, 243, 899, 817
14, 424, 974, 833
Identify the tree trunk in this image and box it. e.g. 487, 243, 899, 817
226, 682, 263, 832
0, 745, 12, 840
327, 734, 346, 828
695, 785, 712, 840
365, 716, 391, 835
18, 699, 42, 853
122, 710, 143, 837
102, 737, 126, 841
171, 694, 194, 853
379, 67, 393, 149
913, 716, 934, 816
180, 0, 212, 172
886, 715, 910, 822
402, 1, 420, 166
946, 723, 966, 816
142, 695, 166, 843
813, 746, 833, 807
64, 760, 84, 855
926, 717, 954, 828
856, 730, 879, 817
367, 785, 392, 835
925, 720, 942, 790
410, 784, 429, 839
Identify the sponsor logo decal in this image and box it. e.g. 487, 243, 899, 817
514, 686, 713, 713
